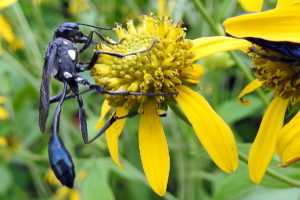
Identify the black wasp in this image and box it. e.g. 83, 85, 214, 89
39, 22, 177, 188
246, 37, 300, 62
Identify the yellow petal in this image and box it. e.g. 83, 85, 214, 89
115, 25, 127, 39
191, 36, 251, 61
0, 0, 16, 9
139, 101, 169, 196
157, 0, 166, 18
0, 107, 9, 120
55, 187, 70, 199
166, 0, 175, 17
0, 96, 6, 104
77, 170, 88, 180
224, 6, 300, 43
176, 85, 238, 173
238, 79, 262, 106
44, 168, 61, 186
276, 0, 300, 9
181, 64, 204, 83
9, 37, 24, 51
157, 0, 175, 17
67, 0, 89, 15
238, 0, 263, 12
248, 97, 289, 184
0, 16, 14, 43
127, 20, 137, 35
277, 111, 300, 167
106, 107, 129, 169
0, 137, 8, 146
70, 189, 80, 200
95, 100, 111, 130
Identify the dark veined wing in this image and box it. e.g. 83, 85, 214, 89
246, 37, 300, 61
39, 43, 58, 132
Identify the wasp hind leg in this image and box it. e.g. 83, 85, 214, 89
84, 111, 139, 144
48, 82, 75, 188
74, 76, 178, 96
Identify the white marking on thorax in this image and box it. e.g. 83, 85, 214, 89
75, 77, 84, 82
68, 50, 76, 60
63, 41, 69, 45
64, 72, 73, 79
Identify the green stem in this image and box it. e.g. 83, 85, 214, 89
190, 0, 269, 108
212, 70, 220, 107
169, 103, 191, 126
24, 159, 51, 197
229, 52, 269, 108
11, 3, 43, 74
190, 0, 221, 34
2, 50, 39, 91
30, 0, 49, 40
172, 116, 186, 200
238, 152, 300, 187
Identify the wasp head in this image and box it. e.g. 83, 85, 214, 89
54, 22, 84, 42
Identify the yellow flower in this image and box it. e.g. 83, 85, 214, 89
67, 0, 89, 15
0, 96, 9, 120
45, 169, 88, 200
157, 0, 175, 18
0, 0, 16, 9
224, 0, 300, 184
0, 0, 24, 55
0, 136, 8, 146
92, 14, 250, 196
238, 0, 264, 12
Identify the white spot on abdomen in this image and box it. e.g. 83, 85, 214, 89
64, 72, 73, 79
68, 50, 76, 60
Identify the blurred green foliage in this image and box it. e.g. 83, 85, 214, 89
1, 0, 300, 200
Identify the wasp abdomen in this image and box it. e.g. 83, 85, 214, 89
48, 133, 75, 188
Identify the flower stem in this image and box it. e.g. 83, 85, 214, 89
229, 52, 269, 107
190, 0, 269, 108
2, 50, 40, 91
11, 3, 43, 74
238, 151, 300, 187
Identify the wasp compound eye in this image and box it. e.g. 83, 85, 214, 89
48, 132, 75, 188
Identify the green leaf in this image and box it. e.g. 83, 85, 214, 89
217, 96, 263, 124
0, 164, 12, 195
241, 188, 300, 200
82, 160, 115, 200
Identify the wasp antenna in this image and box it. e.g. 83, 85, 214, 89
77, 23, 114, 30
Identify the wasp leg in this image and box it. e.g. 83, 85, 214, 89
77, 23, 114, 30
48, 82, 75, 188
49, 88, 71, 104
69, 82, 89, 144
249, 45, 294, 62
74, 76, 178, 96
79, 31, 124, 53
84, 111, 139, 144
85, 39, 158, 70
50, 89, 91, 104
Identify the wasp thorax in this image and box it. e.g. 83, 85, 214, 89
91, 15, 195, 111
250, 46, 300, 104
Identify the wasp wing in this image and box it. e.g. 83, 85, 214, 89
39, 43, 58, 132
246, 37, 300, 61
